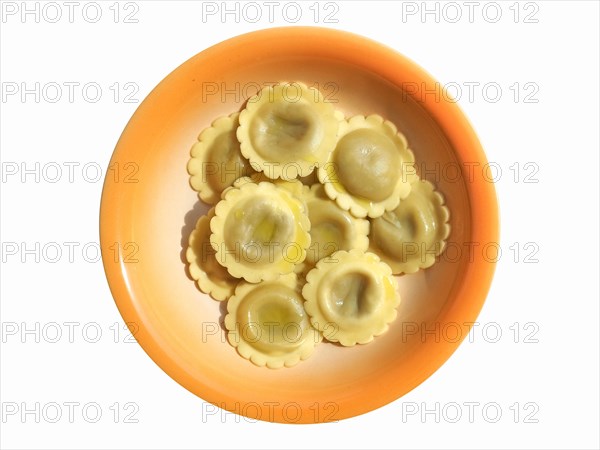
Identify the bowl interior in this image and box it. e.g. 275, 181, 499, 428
100, 27, 496, 423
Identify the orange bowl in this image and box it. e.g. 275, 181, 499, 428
100, 27, 498, 424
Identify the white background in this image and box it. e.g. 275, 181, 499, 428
1, 1, 599, 449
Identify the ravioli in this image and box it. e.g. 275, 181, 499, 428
237, 82, 340, 180
185, 84, 454, 367
210, 181, 311, 283
225, 273, 322, 368
302, 249, 400, 346
231, 173, 305, 202
188, 112, 256, 204
369, 179, 450, 274
319, 114, 417, 218
186, 208, 239, 301
301, 184, 369, 270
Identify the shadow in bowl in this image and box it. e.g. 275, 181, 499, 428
180, 199, 211, 280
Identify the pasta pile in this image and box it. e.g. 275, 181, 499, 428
186, 82, 450, 368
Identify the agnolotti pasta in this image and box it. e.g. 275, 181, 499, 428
184, 81, 454, 368
186, 208, 239, 301
224, 273, 322, 368
302, 250, 400, 346
231, 173, 305, 203
188, 112, 256, 204
237, 82, 340, 180
369, 179, 451, 274
319, 114, 417, 218
301, 184, 369, 270
210, 181, 311, 283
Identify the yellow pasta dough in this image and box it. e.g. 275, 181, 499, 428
301, 184, 369, 270
319, 114, 417, 218
369, 179, 450, 274
188, 112, 256, 204
237, 82, 340, 180
186, 208, 239, 301
225, 273, 322, 368
231, 173, 305, 202
184, 83, 454, 367
210, 181, 311, 283
302, 250, 400, 346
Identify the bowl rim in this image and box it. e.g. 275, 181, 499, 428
100, 26, 499, 423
